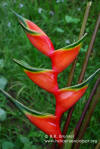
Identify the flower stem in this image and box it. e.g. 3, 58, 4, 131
78, 13, 100, 83
62, 1, 92, 136
73, 77, 100, 149
73, 13, 100, 138
67, 1, 92, 86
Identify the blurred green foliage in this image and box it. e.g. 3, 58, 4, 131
0, 0, 100, 148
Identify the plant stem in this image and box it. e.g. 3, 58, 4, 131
73, 77, 100, 149
62, 1, 92, 136
51, 144, 62, 149
62, 106, 74, 136
78, 14, 100, 83
73, 14, 100, 139
51, 144, 56, 149
74, 77, 100, 139
95, 141, 100, 149
67, 1, 92, 86
63, 12, 100, 149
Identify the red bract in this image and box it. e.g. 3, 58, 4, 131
13, 59, 58, 93
50, 34, 86, 73
25, 70, 58, 93
55, 69, 100, 119
55, 87, 87, 119
0, 89, 63, 146
26, 115, 63, 145
13, 12, 54, 56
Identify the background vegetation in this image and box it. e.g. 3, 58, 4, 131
0, 0, 100, 148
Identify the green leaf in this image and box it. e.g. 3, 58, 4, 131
64, 130, 74, 149
0, 76, 8, 89
23, 143, 32, 149
19, 135, 30, 144
0, 59, 4, 69
56, 27, 64, 33
65, 15, 80, 24
24, 144, 40, 149
32, 145, 39, 149
81, 45, 88, 52
41, 13, 48, 21
2, 141, 14, 149
76, 62, 80, 67
0, 108, 7, 122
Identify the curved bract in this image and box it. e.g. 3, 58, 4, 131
0, 89, 63, 145
13, 59, 58, 93
55, 86, 87, 119
50, 33, 87, 73
24, 70, 58, 93
55, 69, 100, 119
13, 11, 54, 56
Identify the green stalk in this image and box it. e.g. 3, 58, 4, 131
73, 77, 100, 149
62, 1, 92, 136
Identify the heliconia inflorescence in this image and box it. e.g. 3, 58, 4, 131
0, 12, 100, 146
